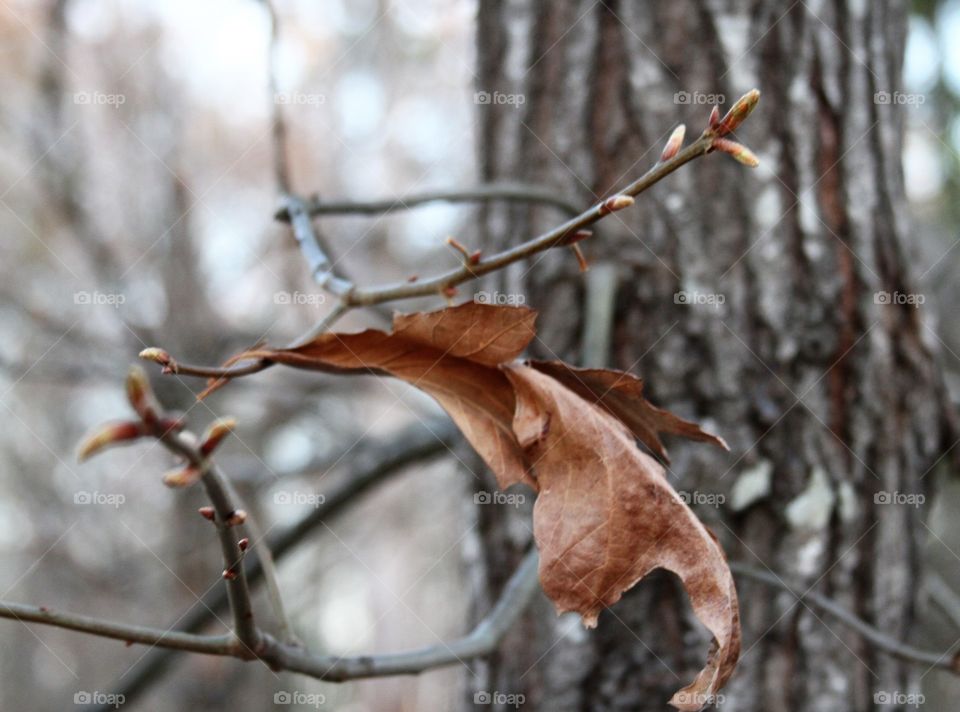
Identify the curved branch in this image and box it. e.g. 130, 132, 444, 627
730, 562, 960, 672
260, 548, 540, 680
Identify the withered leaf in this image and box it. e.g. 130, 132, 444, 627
527, 360, 728, 461
225, 302, 739, 710
239, 302, 537, 489
504, 364, 739, 710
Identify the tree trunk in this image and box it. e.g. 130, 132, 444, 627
470, 1, 953, 709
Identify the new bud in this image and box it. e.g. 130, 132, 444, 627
225, 509, 247, 527
660, 124, 686, 161
198, 506, 216, 521
716, 89, 760, 136
712, 137, 760, 167
162, 465, 203, 488
238, 537, 250, 552
77, 421, 145, 462
222, 568, 238, 581
708, 105, 720, 128
598, 195, 635, 216
200, 417, 238, 457
125, 366, 162, 425
139, 348, 172, 367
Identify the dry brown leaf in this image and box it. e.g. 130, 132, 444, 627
239, 302, 537, 489
504, 363, 739, 709
226, 302, 739, 710
527, 360, 728, 461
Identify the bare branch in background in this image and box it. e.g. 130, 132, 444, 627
273, 182, 582, 221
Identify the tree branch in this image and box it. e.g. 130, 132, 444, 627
86, 420, 458, 711
730, 562, 960, 672
0, 602, 235, 655
273, 182, 581, 221
158, 429, 261, 655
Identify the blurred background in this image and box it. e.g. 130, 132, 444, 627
0, 0, 958, 710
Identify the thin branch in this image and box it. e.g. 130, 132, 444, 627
343, 134, 712, 307
730, 562, 960, 672
144, 131, 716, 383
273, 182, 582, 221
285, 194, 354, 296
159, 430, 261, 654
90, 420, 457, 712
0, 602, 235, 655
259, 548, 540, 680
0, 546, 540, 683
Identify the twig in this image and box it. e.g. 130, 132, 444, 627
159, 430, 261, 655
144, 129, 721, 383
273, 182, 582, 221
285, 194, 354, 296
219, 475, 297, 645
730, 562, 960, 672
0, 546, 540, 683
0, 602, 235, 654
86, 420, 458, 712
259, 548, 540, 680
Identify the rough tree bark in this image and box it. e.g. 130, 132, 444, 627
469, 1, 953, 710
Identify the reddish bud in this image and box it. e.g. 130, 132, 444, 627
660, 124, 686, 161
126, 366, 162, 425
77, 421, 145, 462
598, 195, 635, 216
716, 89, 760, 136
222, 568, 238, 580
708, 105, 720, 128
198, 506, 216, 521
442, 286, 458, 298
225, 509, 247, 527
162, 465, 203, 488
469, 250, 482, 265
238, 537, 250, 552
406, 275, 419, 283
139, 348, 173, 368
712, 137, 760, 167
571, 244, 589, 273
199, 417, 237, 457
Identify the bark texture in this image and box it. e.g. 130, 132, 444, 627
469, 1, 953, 710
